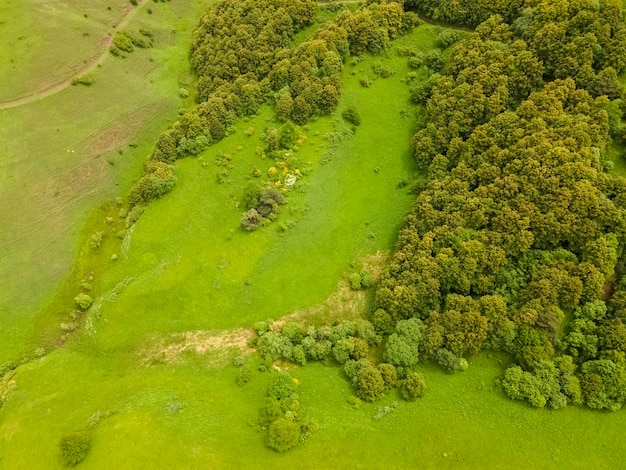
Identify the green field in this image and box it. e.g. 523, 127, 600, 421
1, 2, 625, 468
0, 0, 216, 363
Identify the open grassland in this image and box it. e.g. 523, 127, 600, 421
2, 350, 624, 469
0, 0, 140, 104
0, 0, 217, 363
2, 20, 624, 467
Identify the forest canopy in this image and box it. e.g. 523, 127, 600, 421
374, 0, 626, 410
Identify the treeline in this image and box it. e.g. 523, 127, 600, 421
254, 318, 426, 403
374, 1, 626, 410
408, 0, 626, 97
126, 0, 418, 221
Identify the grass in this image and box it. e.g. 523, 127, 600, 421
2, 349, 624, 468
0, 0, 135, 103
0, 0, 217, 363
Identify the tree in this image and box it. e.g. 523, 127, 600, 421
401, 372, 426, 400
59, 434, 91, 466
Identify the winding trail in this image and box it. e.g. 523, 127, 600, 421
0, 0, 150, 110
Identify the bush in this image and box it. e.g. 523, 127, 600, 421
128, 161, 176, 207
71, 75, 94, 86
436, 30, 462, 49
268, 374, 297, 400
342, 106, 361, 126
349, 273, 362, 290
59, 433, 91, 466
113, 31, 134, 53
266, 417, 301, 452
435, 348, 468, 373
424, 49, 444, 72
74, 293, 93, 310
401, 372, 426, 400
236, 367, 252, 386
240, 208, 262, 231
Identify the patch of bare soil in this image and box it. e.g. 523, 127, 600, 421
141, 328, 255, 366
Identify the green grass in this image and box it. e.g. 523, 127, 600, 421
2, 350, 624, 468
0, 0, 134, 103
0, 0, 217, 363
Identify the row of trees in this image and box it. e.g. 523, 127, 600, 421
374, 2, 626, 410
254, 318, 428, 402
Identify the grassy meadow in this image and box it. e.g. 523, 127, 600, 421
0, 0, 216, 363
1, 4, 625, 469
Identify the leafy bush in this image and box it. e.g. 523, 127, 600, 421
266, 417, 301, 452
74, 293, 93, 310
401, 372, 426, 400
435, 348, 468, 373
113, 31, 134, 53
128, 161, 176, 207
240, 208, 262, 231
342, 106, 361, 126
424, 49, 444, 72
349, 273, 362, 290
59, 433, 91, 466
71, 75, 94, 86
268, 374, 298, 400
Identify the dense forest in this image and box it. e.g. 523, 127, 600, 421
128, 0, 626, 419
375, 0, 626, 410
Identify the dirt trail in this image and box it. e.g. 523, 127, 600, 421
0, 0, 150, 111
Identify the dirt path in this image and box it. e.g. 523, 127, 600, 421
0, 0, 150, 110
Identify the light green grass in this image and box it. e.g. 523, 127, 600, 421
0, 0, 134, 103
2, 350, 624, 468
0, 0, 217, 363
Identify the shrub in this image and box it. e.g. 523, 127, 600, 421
74, 293, 93, 310
113, 31, 134, 53
268, 374, 297, 400
282, 322, 305, 344
372, 63, 392, 78
266, 417, 301, 452
351, 361, 386, 402
236, 367, 252, 386
59, 433, 91, 466
378, 363, 398, 389
401, 372, 426, 400
128, 161, 176, 207
435, 348, 468, 373
424, 49, 444, 72
436, 30, 462, 49
359, 269, 373, 288
349, 273, 362, 290
342, 106, 361, 126
240, 208, 262, 231
71, 75, 94, 86
407, 55, 423, 69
